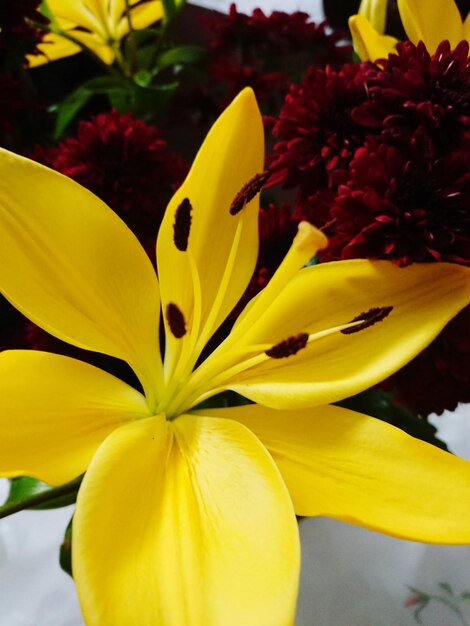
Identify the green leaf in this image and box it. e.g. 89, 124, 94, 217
133, 69, 152, 87
5, 476, 48, 505
162, 0, 185, 22
156, 45, 205, 70
130, 82, 178, 117
59, 517, 73, 578
5, 476, 78, 510
161, 0, 177, 21
52, 76, 128, 138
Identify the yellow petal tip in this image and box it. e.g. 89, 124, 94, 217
294, 221, 328, 254
349, 14, 399, 61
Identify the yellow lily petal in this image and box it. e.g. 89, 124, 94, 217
46, 0, 105, 35
128, 1, 164, 30
0, 350, 150, 486
110, 0, 145, 28
40, 0, 152, 65
358, 0, 387, 34
349, 14, 399, 61
28, 33, 82, 66
464, 12, 470, 40
36, 28, 116, 65
0, 149, 162, 409
398, 0, 464, 51
80, 0, 108, 19
228, 221, 328, 341
71, 30, 116, 64
156, 89, 264, 384
217, 260, 469, 410
209, 403, 470, 544
73, 414, 299, 626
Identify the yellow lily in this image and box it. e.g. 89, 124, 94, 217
349, 0, 470, 61
29, 0, 164, 66
0, 89, 470, 625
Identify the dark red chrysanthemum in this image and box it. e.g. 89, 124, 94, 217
36, 110, 188, 249
323, 141, 470, 266
207, 59, 287, 110
0, 0, 43, 31
0, 72, 45, 150
265, 40, 470, 416
0, 0, 45, 58
353, 40, 470, 155
202, 4, 352, 108
383, 305, 470, 416
268, 63, 370, 191
206, 4, 351, 69
0, 73, 28, 137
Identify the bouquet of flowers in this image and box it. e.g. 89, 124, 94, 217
0, 0, 469, 624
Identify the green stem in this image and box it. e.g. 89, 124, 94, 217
0, 476, 83, 520
148, 20, 168, 70
112, 43, 131, 76
148, 0, 187, 72
124, 0, 139, 74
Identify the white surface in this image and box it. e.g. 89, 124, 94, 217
0, 405, 469, 625
193, 0, 325, 21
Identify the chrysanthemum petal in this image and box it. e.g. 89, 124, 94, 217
397, 0, 464, 51
0, 350, 150, 486
208, 403, 470, 544
156, 89, 264, 382
0, 150, 162, 408
349, 14, 398, 61
73, 414, 299, 626
224, 261, 470, 409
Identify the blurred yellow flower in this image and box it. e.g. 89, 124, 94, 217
350, 0, 470, 61
29, 0, 164, 66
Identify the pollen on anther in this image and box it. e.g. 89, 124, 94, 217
341, 306, 393, 335
166, 303, 187, 338
266, 333, 309, 359
173, 198, 192, 251
230, 172, 269, 215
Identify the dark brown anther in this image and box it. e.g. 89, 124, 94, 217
166, 303, 187, 338
229, 172, 269, 215
173, 198, 192, 251
341, 306, 394, 335
266, 333, 309, 359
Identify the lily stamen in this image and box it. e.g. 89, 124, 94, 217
229, 171, 269, 215
173, 198, 192, 252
